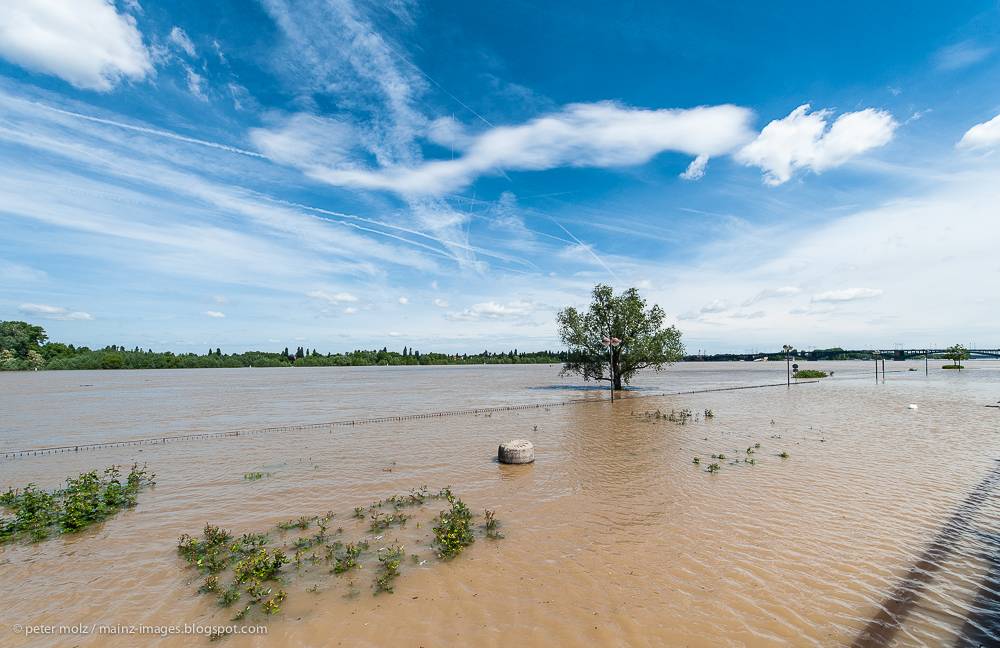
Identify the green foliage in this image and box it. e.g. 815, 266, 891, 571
1, 320, 567, 371
433, 490, 475, 559
794, 370, 828, 378
101, 352, 125, 369
944, 344, 969, 370
330, 540, 368, 573
1, 464, 154, 544
178, 524, 288, 618
374, 546, 405, 594
483, 509, 504, 540
556, 284, 684, 389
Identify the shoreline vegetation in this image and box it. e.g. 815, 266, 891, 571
1, 320, 565, 371
0, 320, 975, 372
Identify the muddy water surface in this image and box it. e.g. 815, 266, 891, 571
2, 362, 999, 647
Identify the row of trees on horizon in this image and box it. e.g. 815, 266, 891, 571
0, 320, 567, 371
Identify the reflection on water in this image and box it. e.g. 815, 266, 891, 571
2, 361, 1000, 647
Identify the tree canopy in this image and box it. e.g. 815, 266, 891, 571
944, 343, 969, 370
556, 284, 684, 390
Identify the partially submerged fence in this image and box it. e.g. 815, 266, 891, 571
2, 380, 814, 459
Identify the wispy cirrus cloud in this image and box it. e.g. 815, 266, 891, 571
742, 286, 800, 306
18, 303, 93, 321
0, 0, 153, 91
700, 299, 731, 313
308, 290, 360, 304
201, 310, 225, 318
936, 40, 993, 71
811, 288, 884, 302
445, 300, 539, 322
736, 104, 898, 185
167, 27, 196, 57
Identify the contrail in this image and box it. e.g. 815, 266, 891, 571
43, 105, 266, 158
550, 218, 620, 281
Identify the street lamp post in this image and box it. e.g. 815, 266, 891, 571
873, 349, 881, 382
783, 345, 793, 387
601, 337, 620, 402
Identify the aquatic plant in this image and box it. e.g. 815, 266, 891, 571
484, 509, 504, 540
244, 472, 273, 482
1, 463, 154, 544
794, 370, 827, 379
178, 524, 289, 620
276, 516, 313, 530
707, 463, 721, 473
330, 540, 368, 574
374, 546, 405, 594
692, 457, 701, 465
779, 452, 790, 458
433, 490, 475, 559
369, 510, 410, 533
704, 409, 714, 418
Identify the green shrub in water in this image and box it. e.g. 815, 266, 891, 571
1, 464, 154, 544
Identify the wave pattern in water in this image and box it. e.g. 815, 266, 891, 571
2, 361, 1000, 647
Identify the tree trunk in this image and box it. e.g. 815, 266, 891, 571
612, 349, 623, 390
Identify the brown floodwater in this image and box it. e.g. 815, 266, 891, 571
2, 361, 1000, 647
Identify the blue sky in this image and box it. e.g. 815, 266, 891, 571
1, 0, 999, 354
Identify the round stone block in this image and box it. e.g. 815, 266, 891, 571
498, 439, 534, 464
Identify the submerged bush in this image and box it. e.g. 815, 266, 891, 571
0, 464, 155, 544
794, 370, 828, 379
433, 490, 475, 559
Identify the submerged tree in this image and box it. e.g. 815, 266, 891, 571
556, 284, 684, 390
944, 343, 969, 371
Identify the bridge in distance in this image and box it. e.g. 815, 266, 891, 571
684, 348, 1000, 362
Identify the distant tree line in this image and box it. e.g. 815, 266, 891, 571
0, 320, 566, 371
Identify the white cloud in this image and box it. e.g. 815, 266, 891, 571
168, 27, 195, 57
676, 311, 701, 321
308, 290, 360, 304
811, 288, 884, 303
700, 299, 731, 313
201, 310, 225, 318
344, 307, 358, 314
18, 303, 93, 321
185, 66, 208, 101
0, 261, 46, 282
0, 0, 153, 91
936, 41, 992, 70
445, 300, 538, 322
388, 331, 400, 336
259, 101, 755, 196
433, 298, 451, 308
268, 339, 280, 343
742, 286, 800, 306
213, 295, 229, 304
430, 280, 438, 290
730, 310, 765, 319
250, 113, 358, 169
398, 297, 409, 305
958, 114, 1000, 150
736, 105, 898, 185
680, 154, 709, 180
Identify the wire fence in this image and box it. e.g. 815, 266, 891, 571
2, 380, 815, 459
